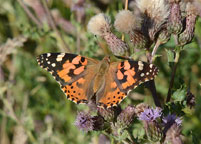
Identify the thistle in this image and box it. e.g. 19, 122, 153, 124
167, 0, 183, 35
114, 10, 148, 49
138, 107, 163, 142
116, 105, 136, 129
87, 13, 128, 55
163, 114, 183, 144
178, 2, 198, 46
135, 0, 170, 42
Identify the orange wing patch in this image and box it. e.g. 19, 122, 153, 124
61, 78, 87, 104
98, 86, 127, 108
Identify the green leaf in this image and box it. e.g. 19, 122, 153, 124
172, 87, 187, 101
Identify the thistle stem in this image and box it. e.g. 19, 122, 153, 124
166, 51, 180, 102
121, 0, 128, 41
151, 40, 161, 63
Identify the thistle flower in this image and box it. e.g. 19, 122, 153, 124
74, 112, 104, 132
116, 106, 135, 129
178, 2, 197, 46
167, 1, 183, 35
138, 107, 162, 122
87, 13, 128, 55
138, 107, 163, 142
162, 114, 182, 127
135, 0, 170, 41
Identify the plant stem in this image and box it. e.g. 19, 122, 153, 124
121, 0, 128, 41
166, 51, 180, 102
151, 39, 161, 63
17, 0, 42, 27
42, 0, 71, 52
148, 80, 161, 107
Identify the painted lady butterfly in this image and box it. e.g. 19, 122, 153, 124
37, 53, 158, 108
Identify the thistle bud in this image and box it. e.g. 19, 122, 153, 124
87, 13, 128, 55
157, 28, 171, 44
178, 2, 197, 46
116, 106, 136, 129
167, 2, 183, 35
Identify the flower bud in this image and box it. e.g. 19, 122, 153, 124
168, 2, 183, 34
143, 121, 163, 142
178, 2, 197, 46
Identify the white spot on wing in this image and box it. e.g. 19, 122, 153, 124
52, 63, 56, 67
140, 73, 144, 77
138, 61, 144, 71
146, 72, 149, 75
47, 61, 50, 64
47, 53, 51, 57
150, 64, 153, 68
56, 53, 65, 62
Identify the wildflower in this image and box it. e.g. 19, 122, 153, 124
87, 13, 128, 55
74, 112, 104, 132
162, 114, 182, 126
116, 106, 136, 129
138, 107, 163, 142
138, 107, 162, 122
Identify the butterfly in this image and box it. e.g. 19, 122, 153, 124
37, 53, 158, 108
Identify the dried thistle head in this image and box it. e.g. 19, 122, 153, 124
135, 0, 170, 41
87, 13, 111, 36
88, 13, 128, 55
114, 10, 142, 34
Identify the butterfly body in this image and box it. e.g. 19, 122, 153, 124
37, 53, 158, 108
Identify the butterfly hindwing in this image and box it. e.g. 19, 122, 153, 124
37, 53, 98, 104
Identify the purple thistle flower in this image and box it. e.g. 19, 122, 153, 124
138, 107, 162, 122
163, 114, 182, 126
74, 112, 94, 132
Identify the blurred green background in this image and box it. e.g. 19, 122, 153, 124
0, 0, 201, 143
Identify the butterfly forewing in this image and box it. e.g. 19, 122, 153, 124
116, 60, 158, 92
37, 53, 98, 104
